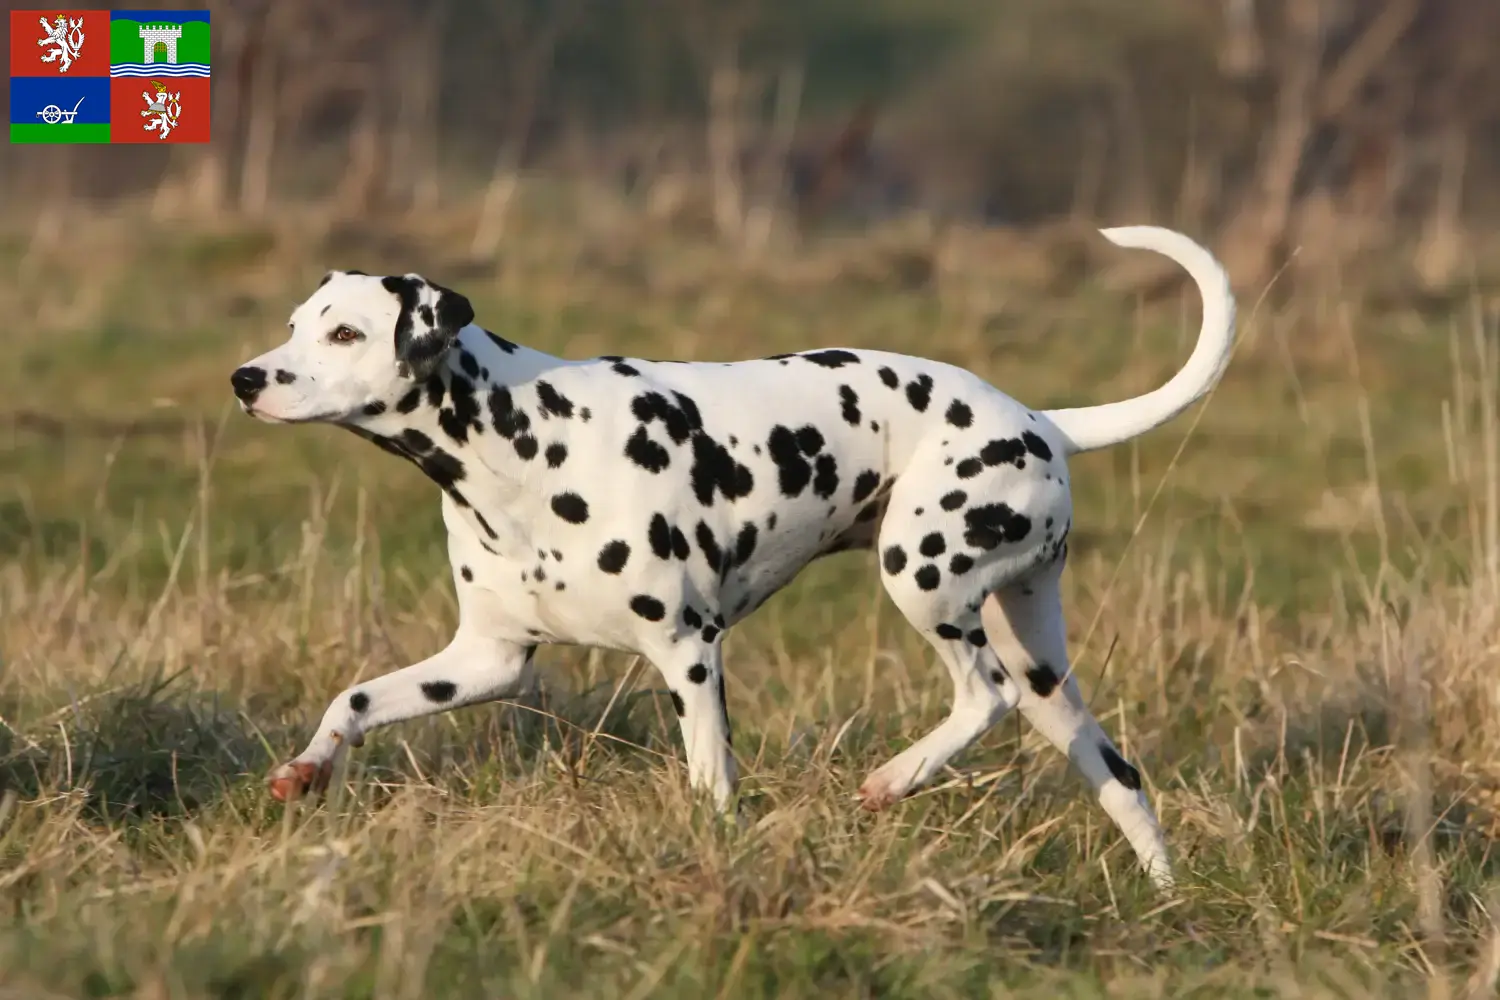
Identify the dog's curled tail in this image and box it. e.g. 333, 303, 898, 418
1042, 226, 1236, 455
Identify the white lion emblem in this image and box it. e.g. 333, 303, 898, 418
141, 82, 182, 140
37, 14, 85, 73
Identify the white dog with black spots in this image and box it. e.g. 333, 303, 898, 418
230, 225, 1236, 892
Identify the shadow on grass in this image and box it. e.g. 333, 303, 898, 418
0, 672, 273, 822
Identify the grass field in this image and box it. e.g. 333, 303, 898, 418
3, 200, 1500, 998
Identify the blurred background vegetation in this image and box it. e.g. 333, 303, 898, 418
6, 2, 1500, 994
13, 0, 1500, 294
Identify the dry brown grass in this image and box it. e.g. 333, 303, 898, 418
3, 200, 1500, 996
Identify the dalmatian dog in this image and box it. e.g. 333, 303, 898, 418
230, 225, 1234, 891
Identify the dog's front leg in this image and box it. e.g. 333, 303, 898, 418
645, 638, 738, 811
268, 631, 535, 801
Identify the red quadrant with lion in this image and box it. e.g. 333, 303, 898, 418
109, 76, 208, 143
10, 11, 110, 77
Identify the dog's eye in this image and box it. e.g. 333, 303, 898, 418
329, 325, 364, 344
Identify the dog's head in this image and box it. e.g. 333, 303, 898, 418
230, 271, 474, 424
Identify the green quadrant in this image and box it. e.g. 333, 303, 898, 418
11, 123, 112, 144
109, 19, 211, 65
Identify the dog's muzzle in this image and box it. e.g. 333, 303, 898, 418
230, 366, 267, 405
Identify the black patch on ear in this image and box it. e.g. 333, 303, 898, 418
384, 274, 476, 380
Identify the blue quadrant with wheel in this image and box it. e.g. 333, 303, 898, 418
11, 74, 110, 126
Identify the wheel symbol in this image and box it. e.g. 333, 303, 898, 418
38, 105, 63, 124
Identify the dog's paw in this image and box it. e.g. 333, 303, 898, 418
268, 759, 332, 802
855, 776, 906, 812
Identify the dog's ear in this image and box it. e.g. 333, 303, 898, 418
383, 273, 475, 381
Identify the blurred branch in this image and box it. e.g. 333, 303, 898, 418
1315, 0, 1419, 123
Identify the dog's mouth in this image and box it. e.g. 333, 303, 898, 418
238, 400, 292, 424
239, 400, 358, 426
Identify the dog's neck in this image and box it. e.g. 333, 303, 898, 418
340, 325, 573, 553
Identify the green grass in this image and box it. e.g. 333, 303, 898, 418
10, 122, 111, 144
2, 200, 1500, 997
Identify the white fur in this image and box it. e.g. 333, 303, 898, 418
230, 227, 1237, 892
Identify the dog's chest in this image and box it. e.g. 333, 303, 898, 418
440, 496, 629, 646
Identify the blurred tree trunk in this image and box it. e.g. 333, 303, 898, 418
1218, 0, 1423, 289
238, 1, 286, 217
705, 32, 746, 245
1106, 70, 1154, 221
1070, 113, 1107, 221
1414, 121, 1468, 291
742, 60, 804, 257
1217, 0, 1322, 290
1218, 0, 1264, 80
1175, 101, 1222, 233
335, 97, 385, 218
678, 0, 762, 249
411, 5, 445, 214
20, 147, 75, 281
471, 0, 579, 258
160, 3, 259, 218
388, 3, 445, 214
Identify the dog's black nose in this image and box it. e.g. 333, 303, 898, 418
230, 366, 268, 402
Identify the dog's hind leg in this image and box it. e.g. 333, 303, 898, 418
267, 631, 535, 801
855, 628, 1020, 810
644, 638, 738, 810
982, 558, 1174, 890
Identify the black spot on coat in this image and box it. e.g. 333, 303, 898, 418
551, 492, 590, 524
625, 427, 671, 472
767, 425, 813, 497
905, 374, 934, 412
421, 681, 458, 704
598, 541, 630, 573
535, 380, 574, 418
802, 349, 860, 368
1022, 430, 1053, 462
1025, 663, 1060, 698
811, 454, 840, 499
1101, 743, 1143, 791
980, 438, 1026, 468
882, 545, 907, 575
963, 503, 1031, 550
696, 522, 724, 573
629, 595, 667, 621
649, 514, 673, 559
484, 329, 518, 354
839, 385, 861, 425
